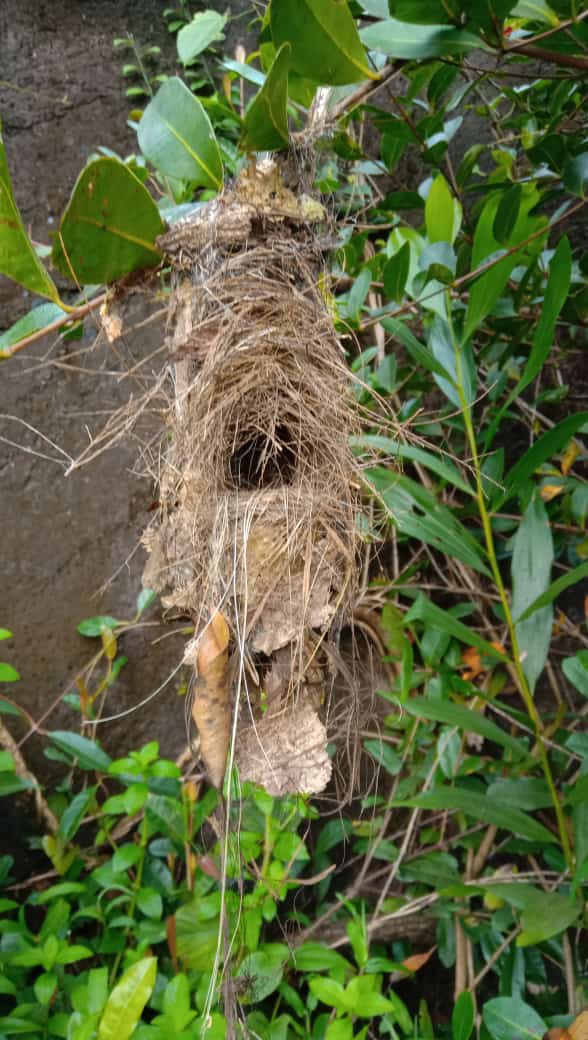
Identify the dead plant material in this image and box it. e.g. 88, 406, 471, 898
190, 611, 230, 789
142, 158, 362, 793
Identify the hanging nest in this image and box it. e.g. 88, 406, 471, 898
142, 159, 362, 795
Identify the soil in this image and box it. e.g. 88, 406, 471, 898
0, 0, 252, 778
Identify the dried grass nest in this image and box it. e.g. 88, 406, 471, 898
142, 160, 364, 795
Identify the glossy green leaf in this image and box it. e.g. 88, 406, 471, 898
405, 698, 525, 759
175, 899, 220, 971
396, 786, 557, 843
511, 0, 559, 24
360, 18, 481, 59
240, 43, 290, 152
0, 123, 62, 302
50, 731, 112, 773
425, 175, 457, 244
516, 559, 588, 621
291, 943, 352, 973
512, 495, 553, 692
388, 0, 460, 23
77, 615, 121, 637
383, 241, 411, 300
309, 977, 348, 1012
562, 651, 588, 698
138, 77, 223, 189
501, 412, 588, 502
98, 957, 156, 1040
483, 997, 546, 1040
352, 434, 474, 496
271, 0, 376, 85
563, 152, 588, 197
177, 10, 226, 64
452, 990, 475, 1040
52, 158, 163, 284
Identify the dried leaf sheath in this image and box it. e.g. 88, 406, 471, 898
191, 612, 230, 789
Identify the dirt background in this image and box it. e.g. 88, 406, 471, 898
0, 0, 255, 773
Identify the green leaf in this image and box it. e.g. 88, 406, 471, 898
146, 793, 186, 845
353, 434, 474, 497
364, 738, 402, 775
0, 629, 11, 641
49, 731, 112, 772
452, 990, 475, 1040
0, 773, 33, 796
360, 18, 481, 59
514, 889, 582, 945
52, 158, 163, 284
486, 777, 552, 810
383, 241, 411, 300
98, 957, 156, 1040
483, 997, 546, 1040
512, 495, 553, 692
0, 663, 19, 682
236, 945, 288, 1003
367, 469, 490, 576
501, 412, 588, 503
136, 887, 163, 920
405, 595, 504, 660
388, 0, 459, 23
175, 899, 220, 971
136, 588, 156, 616
381, 317, 455, 380
59, 787, 96, 842
396, 786, 557, 843
405, 698, 526, 759
309, 977, 348, 1013
240, 43, 290, 152
563, 152, 588, 197
562, 651, 588, 698
0, 123, 62, 302
425, 175, 458, 244
511, 0, 559, 24
177, 10, 226, 63
0, 303, 68, 359
271, 0, 376, 85
516, 559, 588, 621
77, 615, 121, 637
138, 77, 223, 189
492, 184, 522, 244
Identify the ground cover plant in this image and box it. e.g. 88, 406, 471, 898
0, 0, 587, 1037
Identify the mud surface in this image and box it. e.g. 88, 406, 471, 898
0, 1, 250, 773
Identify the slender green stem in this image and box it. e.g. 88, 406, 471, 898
448, 306, 573, 871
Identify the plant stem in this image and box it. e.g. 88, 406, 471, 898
448, 304, 573, 871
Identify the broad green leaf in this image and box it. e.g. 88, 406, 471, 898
0, 663, 19, 682
291, 943, 352, 974
483, 997, 546, 1040
360, 18, 481, 59
352, 433, 474, 496
146, 793, 186, 846
271, 0, 376, 85
511, 0, 559, 24
138, 77, 223, 189
0, 302, 68, 359
405, 596, 504, 660
59, 787, 96, 842
0, 123, 62, 302
501, 412, 588, 503
240, 43, 290, 152
177, 10, 226, 63
486, 777, 552, 810
0, 773, 34, 796
452, 990, 475, 1040
52, 158, 163, 284
405, 698, 525, 759
308, 977, 347, 1013
0, 630, 11, 641
77, 615, 121, 637
516, 559, 588, 621
563, 152, 588, 197
98, 957, 156, 1040
562, 651, 588, 698
50, 731, 112, 773
383, 241, 411, 301
366, 469, 490, 575
425, 175, 459, 244
388, 0, 460, 23
396, 786, 557, 843
236, 945, 288, 1003
512, 495, 553, 692
175, 899, 220, 971
464, 185, 547, 340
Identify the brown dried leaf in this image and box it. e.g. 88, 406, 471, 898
191, 612, 231, 788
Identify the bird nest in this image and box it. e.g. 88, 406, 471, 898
142, 161, 362, 795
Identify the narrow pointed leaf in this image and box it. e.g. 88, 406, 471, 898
404, 698, 526, 759
52, 158, 164, 284
0, 125, 61, 302
516, 560, 588, 622
360, 18, 481, 59
396, 787, 557, 843
271, 0, 376, 85
138, 77, 223, 189
512, 495, 553, 692
501, 412, 588, 502
240, 43, 290, 152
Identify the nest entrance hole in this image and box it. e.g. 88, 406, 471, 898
227, 423, 298, 490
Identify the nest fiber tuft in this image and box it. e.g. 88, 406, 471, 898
143, 160, 361, 794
